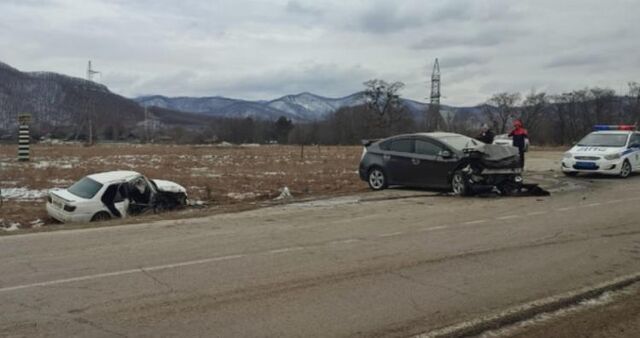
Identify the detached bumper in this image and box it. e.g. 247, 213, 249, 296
561, 158, 623, 175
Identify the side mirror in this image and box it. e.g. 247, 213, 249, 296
439, 150, 453, 158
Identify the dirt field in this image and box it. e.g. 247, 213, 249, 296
0, 143, 367, 229
0, 143, 567, 232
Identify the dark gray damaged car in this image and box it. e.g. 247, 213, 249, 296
358, 132, 527, 196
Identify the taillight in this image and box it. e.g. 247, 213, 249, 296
361, 147, 368, 160
64, 205, 76, 212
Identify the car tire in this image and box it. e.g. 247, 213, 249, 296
367, 167, 388, 191
620, 160, 632, 178
451, 171, 469, 196
91, 211, 111, 222
563, 171, 578, 177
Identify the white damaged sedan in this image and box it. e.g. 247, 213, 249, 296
46, 171, 187, 223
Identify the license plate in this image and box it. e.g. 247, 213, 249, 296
575, 161, 597, 169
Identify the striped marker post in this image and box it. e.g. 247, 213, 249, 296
17, 113, 31, 161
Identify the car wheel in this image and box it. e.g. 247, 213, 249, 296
620, 160, 632, 178
563, 171, 578, 177
91, 211, 111, 222
451, 171, 469, 196
367, 167, 387, 191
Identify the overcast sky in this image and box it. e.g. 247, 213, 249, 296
1, 0, 639, 105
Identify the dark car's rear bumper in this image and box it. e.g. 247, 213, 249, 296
358, 164, 368, 181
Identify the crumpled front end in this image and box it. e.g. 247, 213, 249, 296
458, 144, 546, 196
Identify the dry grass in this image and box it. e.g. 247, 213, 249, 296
0, 143, 366, 229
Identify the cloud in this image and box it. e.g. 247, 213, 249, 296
285, 1, 323, 17
0, 0, 639, 106
545, 53, 609, 69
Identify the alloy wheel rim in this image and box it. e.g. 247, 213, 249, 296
369, 170, 384, 189
622, 162, 631, 177
452, 175, 463, 194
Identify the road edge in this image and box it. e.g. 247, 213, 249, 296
415, 272, 640, 338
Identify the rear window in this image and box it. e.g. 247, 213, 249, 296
68, 177, 103, 199
389, 139, 413, 153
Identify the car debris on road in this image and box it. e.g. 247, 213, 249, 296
46, 170, 187, 223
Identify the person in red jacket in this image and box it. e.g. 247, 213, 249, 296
509, 119, 528, 168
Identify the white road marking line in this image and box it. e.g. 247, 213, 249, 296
463, 220, 488, 225
378, 232, 404, 238
332, 239, 361, 244
584, 202, 602, 207
417, 226, 449, 232
496, 215, 519, 220
526, 211, 546, 216
556, 207, 575, 212
0, 254, 245, 293
267, 247, 305, 254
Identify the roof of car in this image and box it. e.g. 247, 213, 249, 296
390, 132, 464, 139
87, 170, 141, 184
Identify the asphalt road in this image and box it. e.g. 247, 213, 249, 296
1, 176, 640, 337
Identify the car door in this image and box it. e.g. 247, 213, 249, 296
113, 184, 130, 217
412, 138, 458, 188
101, 184, 128, 218
629, 133, 640, 170
384, 138, 415, 185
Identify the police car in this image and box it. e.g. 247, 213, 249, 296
562, 125, 640, 178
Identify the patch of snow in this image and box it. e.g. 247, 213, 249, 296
30, 219, 44, 228
227, 192, 259, 200
3, 222, 21, 232
0, 187, 48, 200
274, 187, 293, 200
240, 143, 260, 147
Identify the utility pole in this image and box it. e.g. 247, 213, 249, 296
426, 58, 445, 131
86, 61, 101, 145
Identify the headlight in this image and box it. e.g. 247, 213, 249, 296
563, 152, 573, 159
604, 153, 622, 160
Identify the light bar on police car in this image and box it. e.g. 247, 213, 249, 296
593, 125, 636, 131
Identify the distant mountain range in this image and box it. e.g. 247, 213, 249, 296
0, 60, 485, 137
0, 61, 218, 138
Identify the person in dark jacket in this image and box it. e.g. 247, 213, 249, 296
509, 119, 528, 168
477, 124, 495, 144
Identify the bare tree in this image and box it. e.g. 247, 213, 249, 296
520, 91, 548, 133
484, 92, 521, 134
628, 82, 640, 124
363, 79, 406, 136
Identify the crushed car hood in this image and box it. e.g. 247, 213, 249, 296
152, 179, 187, 194
472, 144, 520, 161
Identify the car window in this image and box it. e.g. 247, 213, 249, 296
379, 140, 391, 151
415, 139, 444, 156
577, 133, 628, 147
630, 134, 640, 147
389, 139, 413, 153
68, 177, 103, 199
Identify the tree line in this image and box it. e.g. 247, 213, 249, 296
5, 80, 640, 146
